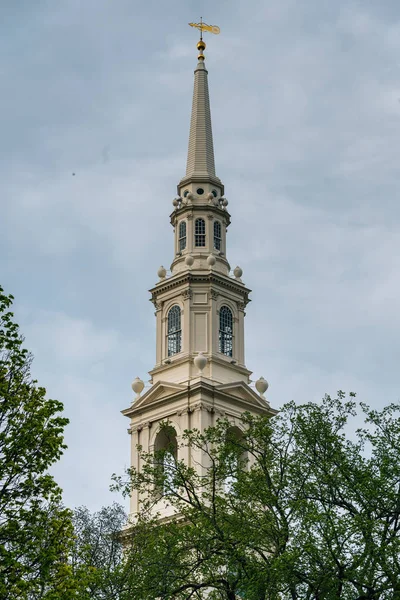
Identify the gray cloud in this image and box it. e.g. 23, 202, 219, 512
1, 0, 399, 512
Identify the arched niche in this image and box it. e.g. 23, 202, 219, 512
153, 424, 178, 498
154, 424, 178, 457
224, 425, 248, 493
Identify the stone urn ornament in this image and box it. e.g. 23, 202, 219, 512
157, 266, 167, 280
185, 255, 194, 267
233, 266, 243, 280
194, 352, 207, 374
131, 376, 145, 401
207, 254, 216, 268
255, 376, 269, 399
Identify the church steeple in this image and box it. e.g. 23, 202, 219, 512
122, 30, 276, 523
148, 34, 249, 385
178, 39, 224, 194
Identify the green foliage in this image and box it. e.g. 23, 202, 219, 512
109, 392, 400, 599
0, 286, 78, 598
69, 503, 128, 599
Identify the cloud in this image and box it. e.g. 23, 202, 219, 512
17, 308, 141, 511
22, 309, 137, 364
1, 0, 399, 513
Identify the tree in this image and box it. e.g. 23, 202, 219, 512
69, 503, 128, 599
0, 286, 77, 598
110, 393, 400, 599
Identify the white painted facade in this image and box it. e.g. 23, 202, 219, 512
122, 40, 277, 521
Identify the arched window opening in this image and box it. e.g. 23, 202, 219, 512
219, 306, 233, 357
194, 218, 206, 247
154, 426, 178, 497
167, 306, 181, 356
178, 221, 186, 251
224, 426, 247, 494
214, 221, 222, 251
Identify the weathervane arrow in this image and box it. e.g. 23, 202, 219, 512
189, 20, 220, 36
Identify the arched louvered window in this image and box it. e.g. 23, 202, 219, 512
167, 305, 182, 356
214, 221, 222, 250
178, 221, 186, 251
194, 218, 206, 247
219, 306, 233, 357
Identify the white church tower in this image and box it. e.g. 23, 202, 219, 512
123, 34, 277, 520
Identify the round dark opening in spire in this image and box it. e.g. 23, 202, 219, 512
212, 190, 218, 198
196, 188, 204, 195
183, 190, 189, 197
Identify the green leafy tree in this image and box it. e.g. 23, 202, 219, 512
69, 503, 128, 599
0, 286, 79, 598
109, 393, 400, 599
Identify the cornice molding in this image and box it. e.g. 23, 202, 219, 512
150, 272, 251, 305
170, 204, 231, 228
122, 379, 276, 425
177, 173, 225, 196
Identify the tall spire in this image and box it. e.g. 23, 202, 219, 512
186, 40, 215, 178
179, 37, 223, 191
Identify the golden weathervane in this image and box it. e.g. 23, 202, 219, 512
189, 19, 220, 38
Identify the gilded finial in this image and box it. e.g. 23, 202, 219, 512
189, 18, 220, 60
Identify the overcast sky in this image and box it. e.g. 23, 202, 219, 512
1, 0, 400, 514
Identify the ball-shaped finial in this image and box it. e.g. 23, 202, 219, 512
233, 266, 243, 279
207, 254, 216, 267
222, 198, 229, 207
255, 376, 269, 398
131, 376, 145, 398
172, 198, 179, 207
185, 255, 194, 267
157, 265, 167, 279
197, 40, 206, 52
194, 352, 207, 374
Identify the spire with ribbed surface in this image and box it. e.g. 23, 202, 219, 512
186, 58, 215, 178
179, 41, 222, 191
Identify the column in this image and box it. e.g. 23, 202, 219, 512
237, 301, 246, 366
154, 301, 163, 366
181, 288, 192, 358
137, 421, 152, 511
186, 213, 194, 254
207, 214, 214, 254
